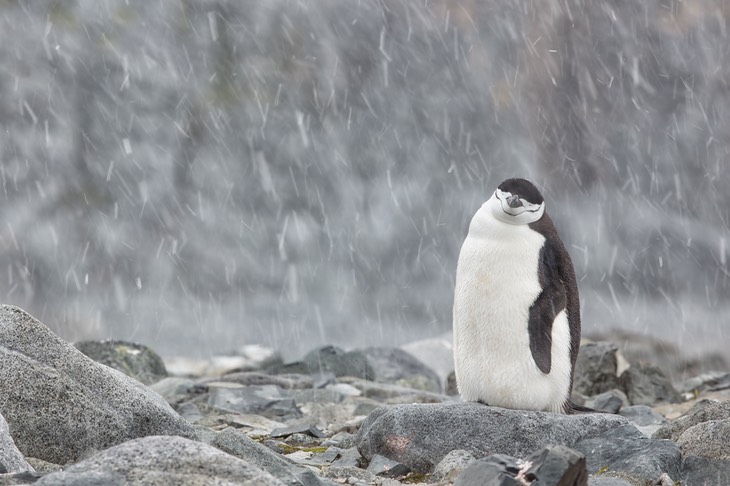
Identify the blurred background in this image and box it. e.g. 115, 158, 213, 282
0, 0, 728, 362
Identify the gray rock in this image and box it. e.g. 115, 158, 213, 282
446, 370, 458, 396
431, 449, 475, 483
270, 424, 326, 439
587, 476, 634, 485
355, 402, 629, 473
574, 342, 621, 397
200, 372, 314, 390
74, 339, 167, 385
0, 412, 33, 474
400, 335, 455, 389
0, 305, 197, 465
681, 455, 730, 486
362, 347, 441, 393
619, 363, 682, 406
329, 447, 362, 468
585, 390, 628, 414
678, 371, 730, 394
654, 399, 730, 441
0, 472, 43, 485
454, 454, 524, 486
303, 346, 375, 381
34, 435, 284, 485
573, 425, 680, 483
208, 427, 334, 486
676, 418, 730, 460
149, 376, 196, 405
366, 454, 410, 478
208, 384, 302, 420
523, 444, 588, 485
340, 377, 450, 403
619, 405, 668, 437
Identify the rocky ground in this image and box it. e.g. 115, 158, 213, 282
0, 304, 729, 485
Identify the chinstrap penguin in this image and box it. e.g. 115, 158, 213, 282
453, 178, 587, 414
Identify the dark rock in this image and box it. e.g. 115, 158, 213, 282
207, 384, 302, 420
329, 447, 362, 468
574, 342, 621, 397
676, 418, 730, 460
340, 377, 449, 403
366, 454, 410, 478
524, 444, 588, 486
654, 399, 730, 441
431, 449, 476, 483
355, 402, 628, 473
362, 347, 441, 393
322, 431, 355, 449
679, 372, 730, 394
446, 370, 458, 396
454, 454, 524, 486
619, 363, 682, 405
618, 405, 668, 437
74, 339, 167, 385
585, 390, 627, 414
208, 427, 332, 486
0, 305, 197, 465
270, 424, 326, 439
0, 472, 43, 485
201, 372, 314, 390
0, 412, 33, 474
681, 455, 730, 486
573, 425, 680, 483
34, 435, 284, 485
303, 346, 375, 381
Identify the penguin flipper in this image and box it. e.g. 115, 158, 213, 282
527, 289, 555, 374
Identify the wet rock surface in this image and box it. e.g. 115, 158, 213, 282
1, 306, 729, 484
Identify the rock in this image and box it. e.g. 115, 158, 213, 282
0, 472, 43, 485
149, 376, 196, 405
454, 454, 524, 486
678, 371, 730, 394
208, 427, 333, 486
199, 371, 314, 390
676, 418, 730, 460
33, 435, 284, 485
0, 412, 33, 474
586, 477, 634, 486
654, 399, 730, 441
366, 454, 410, 478
431, 449, 476, 483
304, 345, 375, 380
207, 384, 302, 420
618, 405, 668, 437
400, 334, 455, 388
0, 305, 197, 464
74, 339, 167, 385
523, 444, 588, 485
585, 390, 628, 414
446, 370, 458, 396
340, 377, 449, 403
355, 402, 629, 473
362, 346, 441, 393
680, 455, 730, 486
619, 363, 682, 405
330, 447, 362, 468
270, 424, 326, 439
573, 425, 680, 483
165, 345, 281, 377
574, 342, 621, 397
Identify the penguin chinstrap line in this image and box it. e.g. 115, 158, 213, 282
452, 178, 584, 414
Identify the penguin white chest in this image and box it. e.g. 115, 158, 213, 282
452, 205, 572, 413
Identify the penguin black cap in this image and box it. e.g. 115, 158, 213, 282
498, 178, 545, 206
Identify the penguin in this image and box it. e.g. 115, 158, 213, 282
452, 177, 584, 414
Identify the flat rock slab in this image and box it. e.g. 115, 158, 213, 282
355, 402, 629, 473
34, 435, 284, 485
0, 305, 197, 464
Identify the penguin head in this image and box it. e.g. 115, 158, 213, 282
487, 178, 545, 225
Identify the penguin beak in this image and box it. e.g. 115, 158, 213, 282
506, 195, 522, 208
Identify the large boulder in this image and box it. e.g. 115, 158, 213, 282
355, 402, 628, 473
34, 435, 284, 485
0, 411, 33, 474
74, 339, 167, 385
0, 305, 197, 464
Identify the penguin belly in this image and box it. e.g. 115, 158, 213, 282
453, 226, 573, 413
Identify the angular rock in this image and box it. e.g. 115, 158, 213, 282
208, 384, 302, 420
585, 390, 627, 414
366, 454, 410, 478
355, 402, 629, 473
573, 425, 680, 483
330, 447, 362, 468
574, 342, 621, 397
34, 435, 284, 485
340, 377, 449, 403
654, 399, 730, 441
200, 371, 314, 390
676, 418, 730, 460
362, 346, 441, 393
0, 412, 33, 474
270, 424, 326, 439
400, 334, 455, 387
523, 445, 588, 485
681, 455, 730, 486
74, 339, 167, 385
0, 305, 197, 464
618, 405, 668, 437
304, 345, 375, 380
454, 454, 524, 486
619, 363, 682, 406
431, 449, 475, 483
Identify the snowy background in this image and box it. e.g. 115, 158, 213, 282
0, 0, 728, 361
